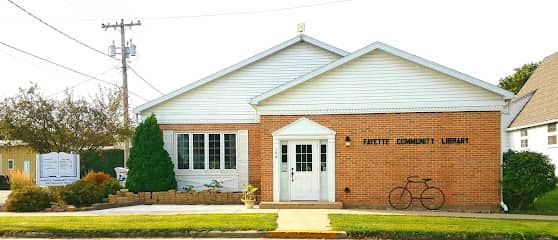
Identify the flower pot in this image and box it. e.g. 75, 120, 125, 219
242, 199, 256, 209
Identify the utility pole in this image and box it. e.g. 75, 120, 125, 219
102, 19, 141, 168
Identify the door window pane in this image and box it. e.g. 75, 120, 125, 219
320, 144, 327, 171
193, 134, 205, 169
177, 134, 189, 169
224, 134, 236, 169
209, 134, 220, 169
281, 144, 288, 172
295, 144, 312, 171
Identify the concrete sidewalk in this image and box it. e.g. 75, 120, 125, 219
0, 204, 557, 222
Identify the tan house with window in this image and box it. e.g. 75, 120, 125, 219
506, 52, 558, 175
0, 141, 37, 180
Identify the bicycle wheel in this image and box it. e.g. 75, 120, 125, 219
388, 187, 412, 210
420, 187, 445, 210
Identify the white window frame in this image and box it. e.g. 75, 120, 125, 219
7, 159, 15, 171
174, 131, 239, 173
520, 128, 528, 149
548, 123, 557, 146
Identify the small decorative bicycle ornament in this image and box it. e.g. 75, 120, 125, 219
388, 176, 445, 210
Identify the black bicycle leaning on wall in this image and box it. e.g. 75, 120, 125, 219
388, 176, 445, 210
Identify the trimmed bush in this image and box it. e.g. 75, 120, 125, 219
6, 185, 50, 212
101, 178, 122, 197
60, 180, 103, 207
82, 171, 111, 185
503, 150, 557, 210
80, 149, 123, 177
126, 114, 177, 192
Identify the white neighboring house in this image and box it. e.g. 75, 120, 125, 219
506, 52, 558, 175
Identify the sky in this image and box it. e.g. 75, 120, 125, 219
1, 0, 557, 110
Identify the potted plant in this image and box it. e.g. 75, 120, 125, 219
241, 184, 258, 209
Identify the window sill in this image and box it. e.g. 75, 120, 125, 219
175, 169, 239, 176
547, 144, 558, 149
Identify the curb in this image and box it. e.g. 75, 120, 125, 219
265, 230, 347, 239
0, 230, 267, 238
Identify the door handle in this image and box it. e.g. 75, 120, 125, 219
291, 168, 294, 182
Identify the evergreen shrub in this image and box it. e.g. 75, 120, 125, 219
126, 114, 177, 192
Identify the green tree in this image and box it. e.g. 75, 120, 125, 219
0, 84, 131, 153
502, 150, 556, 210
498, 62, 539, 94
126, 114, 176, 192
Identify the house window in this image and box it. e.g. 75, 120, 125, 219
209, 134, 220, 169
192, 134, 205, 169
176, 132, 237, 170
549, 123, 557, 132
7, 159, 14, 171
548, 136, 557, 145
521, 139, 528, 148
320, 144, 327, 172
177, 134, 189, 169
548, 123, 557, 145
224, 134, 236, 169
520, 128, 528, 148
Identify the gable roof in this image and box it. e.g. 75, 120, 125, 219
509, 51, 558, 129
133, 34, 349, 113
250, 41, 514, 105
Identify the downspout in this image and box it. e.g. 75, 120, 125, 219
500, 100, 510, 212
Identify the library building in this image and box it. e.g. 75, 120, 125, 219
134, 34, 514, 210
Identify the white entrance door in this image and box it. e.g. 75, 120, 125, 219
289, 140, 320, 201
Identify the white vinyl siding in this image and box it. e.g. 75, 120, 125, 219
258, 50, 504, 114
146, 42, 341, 123
509, 126, 558, 176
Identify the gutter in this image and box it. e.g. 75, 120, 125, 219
500, 109, 509, 213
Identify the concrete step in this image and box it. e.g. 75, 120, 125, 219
259, 201, 343, 209
265, 230, 347, 239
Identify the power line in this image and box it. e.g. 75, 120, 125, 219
4, 0, 353, 22
0, 40, 148, 101
141, 0, 354, 20
47, 65, 119, 97
6, 0, 120, 61
128, 65, 164, 95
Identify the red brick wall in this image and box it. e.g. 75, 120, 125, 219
160, 124, 261, 189
259, 112, 501, 210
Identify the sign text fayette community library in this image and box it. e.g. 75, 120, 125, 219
363, 137, 469, 145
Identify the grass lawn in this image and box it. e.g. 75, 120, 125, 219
0, 214, 276, 236
329, 214, 558, 239
513, 186, 558, 215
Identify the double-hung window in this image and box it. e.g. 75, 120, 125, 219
548, 123, 557, 145
175, 132, 237, 170
520, 129, 528, 148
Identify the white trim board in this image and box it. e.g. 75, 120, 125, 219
133, 34, 348, 114
251, 41, 514, 105
507, 118, 558, 131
